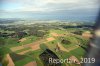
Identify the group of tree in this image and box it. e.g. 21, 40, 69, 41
61, 39, 71, 44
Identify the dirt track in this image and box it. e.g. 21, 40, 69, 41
57, 43, 69, 52
69, 56, 80, 64
68, 45, 79, 51
24, 61, 37, 66
7, 54, 15, 66
58, 43, 79, 52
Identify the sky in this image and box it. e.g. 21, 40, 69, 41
0, 0, 99, 21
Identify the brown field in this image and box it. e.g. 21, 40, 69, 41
51, 32, 59, 37
17, 49, 32, 55
51, 32, 65, 37
10, 46, 24, 52
10, 39, 44, 52
31, 44, 40, 51
46, 37, 55, 42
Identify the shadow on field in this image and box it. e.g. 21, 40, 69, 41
39, 49, 61, 66
10, 52, 27, 62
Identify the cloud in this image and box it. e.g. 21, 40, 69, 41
1, 0, 99, 12
0, 0, 99, 19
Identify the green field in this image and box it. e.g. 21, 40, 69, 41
0, 22, 92, 66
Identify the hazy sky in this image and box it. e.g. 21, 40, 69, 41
0, 0, 99, 21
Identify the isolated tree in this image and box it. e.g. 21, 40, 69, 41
16, 31, 27, 39
73, 31, 82, 35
